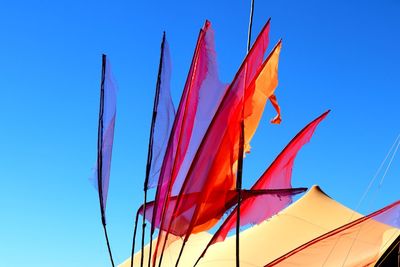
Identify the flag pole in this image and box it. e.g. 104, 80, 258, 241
98, 54, 115, 267
236, 0, 255, 266
130, 32, 167, 267
130, 209, 140, 267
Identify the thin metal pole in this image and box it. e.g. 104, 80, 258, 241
140, 190, 148, 267
98, 54, 115, 267
236, 1, 255, 267
175, 240, 187, 267
137, 32, 167, 267
130, 210, 140, 267
103, 223, 115, 267
147, 234, 153, 267
247, 0, 255, 52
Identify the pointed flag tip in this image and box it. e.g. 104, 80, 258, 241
204, 20, 211, 28
322, 109, 331, 117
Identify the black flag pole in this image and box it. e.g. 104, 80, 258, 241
130, 208, 140, 267
98, 54, 115, 267
236, 0, 255, 267
130, 32, 167, 267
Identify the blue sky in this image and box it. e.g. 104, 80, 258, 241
0, 0, 399, 266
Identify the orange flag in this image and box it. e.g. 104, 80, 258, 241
244, 41, 282, 153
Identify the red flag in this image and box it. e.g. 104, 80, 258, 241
159, 19, 273, 244
141, 188, 306, 236
195, 110, 330, 263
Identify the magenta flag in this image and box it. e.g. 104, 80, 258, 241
146, 35, 176, 190
151, 20, 227, 235
150, 21, 229, 265
196, 110, 330, 262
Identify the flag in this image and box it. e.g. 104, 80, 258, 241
161, 19, 274, 241
150, 20, 228, 265
195, 110, 330, 263
93, 54, 117, 221
146, 33, 176, 190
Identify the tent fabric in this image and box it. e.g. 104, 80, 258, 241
265, 199, 400, 266
119, 185, 399, 267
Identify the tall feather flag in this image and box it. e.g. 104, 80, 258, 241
194, 110, 330, 265
95, 54, 117, 267
129, 33, 176, 267
154, 19, 284, 266
146, 33, 175, 190
150, 20, 228, 266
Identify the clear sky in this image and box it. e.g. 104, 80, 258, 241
1, 0, 399, 266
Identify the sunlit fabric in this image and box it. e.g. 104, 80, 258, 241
140, 189, 305, 235
268, 94, 281, 124
151, 21, 228, 264
243, 41, 282, 153
120, 186, 399, 267
92, 56, 117, 214
151, 21, 226, 236
265, 200, 400, 266
147, 37, 176, 190
159, 19, 273, 244
197, 111, 329, 260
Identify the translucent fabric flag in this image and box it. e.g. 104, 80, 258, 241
243, 41, 282, 153
140, 189, 306, 236
94, 54, 117, 220
151, 21, 228, 264
195, 111, 329, 262
151, 21, 227, 236
158, 19, 274, 246
146, 34, 176, 190
265, 200, 400, 266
